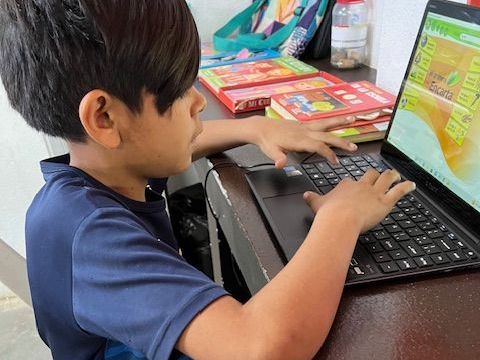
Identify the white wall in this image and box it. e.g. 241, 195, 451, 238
0, 85, 51, 298
188, 0, 251, 42
375, 0, 467, 94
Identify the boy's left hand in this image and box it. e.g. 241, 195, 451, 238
249, 115, 358, 168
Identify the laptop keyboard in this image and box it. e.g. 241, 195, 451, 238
301, 154, 478, 280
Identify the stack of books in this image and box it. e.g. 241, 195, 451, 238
198, 49, 396, 143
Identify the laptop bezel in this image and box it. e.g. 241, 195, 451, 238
380, 0, 480, 242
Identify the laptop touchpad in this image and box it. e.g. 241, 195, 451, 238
264, 193, 314, 260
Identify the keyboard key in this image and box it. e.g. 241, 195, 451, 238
329, 162, 344, 170
363, 154, 375, 162
413, 256, 434, 267
365, 242, 383, 253
439, 224, 448, 232
352, 156, 364, 162
360, 166, 372, 172
385, 224, 402, 233
389, 249, 408, 260
373, 230, 390, 240
464, 250, 478, 259
381, 216, 395, 226
359, 235, 376, 244
422, 244, 441, 255
397, 258, 417, 270
432, 254, 450, 265
318, 185, 333, 194
403, 206, 420, 215
356, 160, 370, 167
401, 241, 425, 257
350, 170, 364, 177
316, 162, 332, 173
426, 229, 443, 239
447, 232, 457, 240
434, 238, 457, 252
447, 251, 468, 262
339, 173, 352, 179
340, 158, 354, 166
380, 239, 400, 251
453, 240, 467, 249
397, 199, 411, 208
379, 261, 400, 273
406, 227, 424, 237
390, 206, 402, 214
309, 173, 323, 180
306, 168, 319, 175
411, 214, 427, 223
398, 220, 415, 229
414, 235, 432, 246
302, 164, 314, 169
324, 172, 337, 179
314, 179, 329, 187
346, 165, 359, 172
392, 232, 410, 241
334, 168, 348, 175
373, 252, 391, 263
392, 212, 407, 221
418, 222, 436, 231
328, 178, 340, 185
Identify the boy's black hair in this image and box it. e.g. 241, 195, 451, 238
0, 0, 200, 142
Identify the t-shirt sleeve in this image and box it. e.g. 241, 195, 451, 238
71, 207, 228, 360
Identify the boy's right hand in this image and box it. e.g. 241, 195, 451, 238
303, 169, 416, 233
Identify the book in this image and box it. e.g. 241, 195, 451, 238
198, 57, 321, 95
265, 106, 390, 143
200, 43, 280, 69
269, 81, 396, 123
219, 72, 344, 113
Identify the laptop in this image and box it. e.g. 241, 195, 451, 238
246, 0, 480, 285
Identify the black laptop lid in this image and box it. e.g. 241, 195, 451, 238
380, 0, 480, 241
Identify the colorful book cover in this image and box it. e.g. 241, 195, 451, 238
219, 72, 344, 113
200, 47, 280, 69
270, 81, 396, 123
198, 57, 320, 94
265, 106, 389, 143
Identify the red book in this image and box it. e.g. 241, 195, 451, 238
270, 81, 396, 123
217, 72, 344, 113
198, 57, 320, 96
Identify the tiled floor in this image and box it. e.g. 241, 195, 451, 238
0, 296, 51, 360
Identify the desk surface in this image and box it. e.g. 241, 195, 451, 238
197, 59, 480, 359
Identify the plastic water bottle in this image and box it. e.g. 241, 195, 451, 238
331, 0, 368, 69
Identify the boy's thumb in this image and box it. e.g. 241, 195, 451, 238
303, 191, 323, 213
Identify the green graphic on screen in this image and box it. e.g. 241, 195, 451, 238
388, 12, 480, 212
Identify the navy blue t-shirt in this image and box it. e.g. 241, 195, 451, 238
26, 155, 227, 359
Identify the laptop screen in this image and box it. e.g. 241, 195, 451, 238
386, 1, 480, 214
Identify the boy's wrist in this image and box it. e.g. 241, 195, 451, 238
315, 203, 363, 235
241, 115, 270, 146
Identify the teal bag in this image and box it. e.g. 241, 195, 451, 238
214, 0, 330, 57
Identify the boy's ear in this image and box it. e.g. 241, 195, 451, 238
78, 90, 123, 149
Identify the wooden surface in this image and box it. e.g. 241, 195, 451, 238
196, 59, 480, 359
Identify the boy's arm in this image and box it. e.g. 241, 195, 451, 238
177, 170, 416, 360
192, 116, 358, 167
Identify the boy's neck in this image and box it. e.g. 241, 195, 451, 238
68, 142, 148, 202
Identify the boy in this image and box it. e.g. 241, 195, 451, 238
0, 1, 415, 359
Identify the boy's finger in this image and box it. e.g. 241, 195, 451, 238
263, 145, 288, 169
384, 181, 416, 206
309, 132, 358, 153
303, 115, 356, 132
373, 169, 401, 193
359, 168, 381, 184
